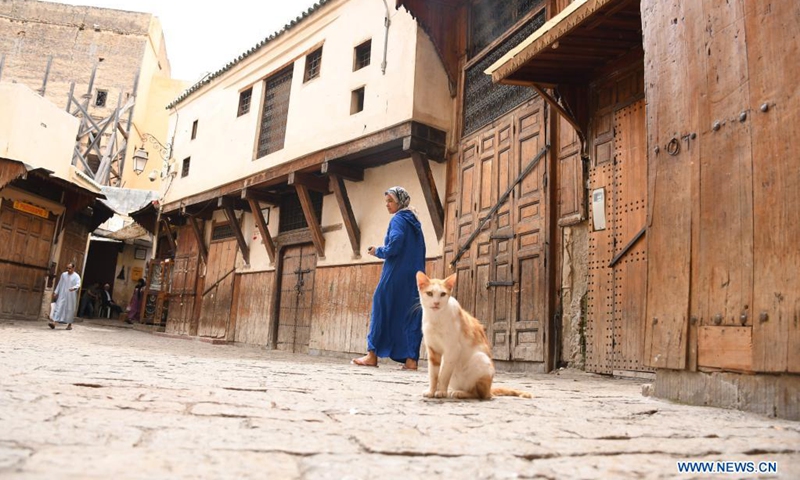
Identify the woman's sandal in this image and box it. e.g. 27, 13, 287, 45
66, 324, 72, 330
48, 322, 55, 329
351, 357, 378, 367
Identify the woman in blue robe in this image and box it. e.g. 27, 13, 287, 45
352, 186, 425, 370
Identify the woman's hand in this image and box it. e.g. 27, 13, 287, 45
367, 246, 377, 257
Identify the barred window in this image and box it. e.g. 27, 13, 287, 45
304, 47, 323, 82
237, 87, 252, 117
354, 40, 371, 71
95, 89, 108, 107
211, 223, 235, 241
181, 157, 191, 178
469, 0, 544, 59
279, 191, 323, 233
256, 65, 294, 158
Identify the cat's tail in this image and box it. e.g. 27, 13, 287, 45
491, 387, 532, 399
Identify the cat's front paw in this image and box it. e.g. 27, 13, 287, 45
433, 390, 448, 399
423, 390, 435, 398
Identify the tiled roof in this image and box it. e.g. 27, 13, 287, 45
166, 0, 332, 110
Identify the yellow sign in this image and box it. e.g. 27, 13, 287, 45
13, 201, 49, 219
131, 267, 144, 282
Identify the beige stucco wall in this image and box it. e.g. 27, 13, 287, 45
0, 82, 79, 176
164, 0, 443, 204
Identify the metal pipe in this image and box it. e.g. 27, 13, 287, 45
381, 0, 391, 74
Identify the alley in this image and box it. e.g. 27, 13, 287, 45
1, 319, 798, 479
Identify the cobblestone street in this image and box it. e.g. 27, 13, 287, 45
1, 319, 798, 479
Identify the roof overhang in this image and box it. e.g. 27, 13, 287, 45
486, 0, 642, 86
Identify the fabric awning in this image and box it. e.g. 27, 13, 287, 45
486, 0, 642, 86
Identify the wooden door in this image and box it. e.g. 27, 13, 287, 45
276, 244, 317, 353
0, 201, 55, 319
197, 237, 237, 338
60, 221, 89, 275
166, 224, 201, 335
141, 259, 172, 325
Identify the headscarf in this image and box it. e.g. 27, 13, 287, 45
385, 186, 411, 209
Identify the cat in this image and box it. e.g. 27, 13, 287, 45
416, 272, 531, 400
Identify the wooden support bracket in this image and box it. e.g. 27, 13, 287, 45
160, 218, 177, 256
188, 215, 208, 263
329, 173, 361, 257
241, 187, 281, 206
294, 184, 326, 256
288, 171, 330, 194
247, 198, 276, 264
321, 162, 364, 182
219, 197, 250, 264
410, 151, 444, 239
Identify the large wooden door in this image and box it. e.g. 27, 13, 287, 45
452, 99, 551, 364
197, 236, 237, 338
276, 244, 317, 353
166, 224, 201, 335
587, 89, 650, 374
0, 201, 55, 319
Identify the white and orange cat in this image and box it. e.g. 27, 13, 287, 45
417, 272, 531, 400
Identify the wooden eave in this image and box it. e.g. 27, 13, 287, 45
486, 0, 642, 86
162, 120, 447, 215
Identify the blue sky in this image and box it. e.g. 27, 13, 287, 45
48, 0, 321, 82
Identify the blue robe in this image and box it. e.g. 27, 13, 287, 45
368, 209, 426, 362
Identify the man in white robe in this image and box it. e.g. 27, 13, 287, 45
49, 263, 81, 330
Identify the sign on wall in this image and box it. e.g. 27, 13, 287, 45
13, 200, 49, 219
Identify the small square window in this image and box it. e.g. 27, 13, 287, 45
354, 40, 371, 71
351, 87, 365, 115
191, 120, 198, 140
237, 88, 252, 117
304, 47, 323, 82
181, 157, 191, 178
95, 89, 108, 107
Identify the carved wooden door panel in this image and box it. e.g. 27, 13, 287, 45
166, 224, 201, 335
277, 244, 317, 353
197, 238, 237, 338
454, 138, 478, 314
511, 102, 547, 362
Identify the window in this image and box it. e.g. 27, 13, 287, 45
191, 120, 198, 140
256, 64, 294, 158
350, 87, 365, 115
354, 40, 371, 71
469, 0, 544, 58
279, 191, 323, 233
181, 157, 191, 178
211, 222, 235, 241
95, 89, 108, 107
304, 47, 323, 82
237, 87, 252, 116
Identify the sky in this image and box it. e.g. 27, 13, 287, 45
49, 0, 322, 83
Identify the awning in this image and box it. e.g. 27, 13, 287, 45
486, 0, 642, 86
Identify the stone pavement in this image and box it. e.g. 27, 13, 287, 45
1, 319, 798, 480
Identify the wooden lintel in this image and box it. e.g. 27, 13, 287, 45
288, 171, 330, 194
247, 198, 276, 264
189, 215, 208, 263
241, 187, 281, 205
410, 151, 444, 240
294, 184, 325, 256
321, 162, 364, 182
160, 219, 177, 255
222, 204, 250, 264
329, 174, 361, 257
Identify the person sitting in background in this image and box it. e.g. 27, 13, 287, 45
78, 283, 100, 318
101, 283, 124, 317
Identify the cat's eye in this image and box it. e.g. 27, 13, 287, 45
426, 292, 433, 297
439, 292, 446, 297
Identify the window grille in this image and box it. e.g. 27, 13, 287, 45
181, 157, 191, 178
354, 40, 371, 70
256, 65, 294, 158
463, 12, 545, 135
468, 0, 544, 59
95, 89, 108, 107
304, 47, 323, 82
237, 87, 252, 116
211, 223, 235, 241
279, 191, 323, 233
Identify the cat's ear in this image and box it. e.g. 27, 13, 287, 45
444, 273, 457, 290
416, 271, 430, 289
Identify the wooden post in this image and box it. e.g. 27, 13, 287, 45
189, 216, 208, 263
410, 151, 445, 239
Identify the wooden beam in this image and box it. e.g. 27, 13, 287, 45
160, 219, 177, 255
294, 184, 325, 256
531, 83, 586, 146
321, 162, 364, 182
329, 174, 361, 257
221, 199, 250, 264
188, 215, 208, 263
288, 171, 330, 194
247, 198, 276, 264
410, 151, 444, 239
241, 187, 281, 205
